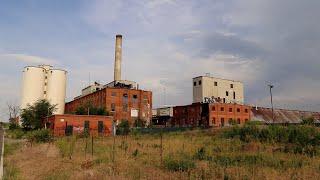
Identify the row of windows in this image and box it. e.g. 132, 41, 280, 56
212, 118, 249, 125
193, 80, 234, 88
111, 92, 147, 100
212, 106, 249, 113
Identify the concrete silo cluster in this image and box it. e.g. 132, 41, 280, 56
20, 65, 67, 114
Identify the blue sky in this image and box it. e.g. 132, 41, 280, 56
1, 0, 320, 121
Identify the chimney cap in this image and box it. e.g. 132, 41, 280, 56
116, 34, 122, 38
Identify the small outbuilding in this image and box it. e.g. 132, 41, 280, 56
48, 114, 113, 136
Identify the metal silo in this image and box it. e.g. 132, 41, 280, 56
20, 66, 46, 110
46, 69, 67, 114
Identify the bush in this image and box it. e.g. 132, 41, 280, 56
117, 120, 130, 135
7, 129, 25, 139
164, 153, 195, 171
194, 147, 207, 160
27, 129, 53, 143
223, 124, 320, 156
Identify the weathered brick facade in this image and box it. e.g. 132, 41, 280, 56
48, 114, 113, 136
171, 103, 251, 127
65, 87, 152, 125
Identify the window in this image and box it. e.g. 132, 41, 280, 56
44, 91, 46, 94
199, 80, 202, 85
245, 109, 248, 113
230, 84, 234, 88
123, 104, 128, 112
44, 82, 47, 86
123, 93, 128, 102
233, 92, 236, 99
132, 94, 138, 103
229, 118, 233, 124
223, 98, 226, 103
220, 107, 224, 111
237, 108, 240, 112
111, 92, 116, 96
212, 106, 216, 111
214, 81, 218, 86
45, 76, 47, 79
212, 118, 216, 124
237, 118, 240, 124
226, 91, 229, 96
84, 121, 90, 130
229, 108, 233, 112
221, 118, 225, 126
98, 121, 104, 133
111, 103, 115, 111
193, 82, 196, 86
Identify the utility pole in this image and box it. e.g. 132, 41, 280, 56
267, 83, 275, 123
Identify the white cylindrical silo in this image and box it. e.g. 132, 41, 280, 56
46, 69, 67, 114
20, 66, 46, 110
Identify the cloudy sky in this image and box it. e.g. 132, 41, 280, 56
1, 0, 320, 121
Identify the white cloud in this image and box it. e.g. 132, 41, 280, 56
0, 53, 57, 64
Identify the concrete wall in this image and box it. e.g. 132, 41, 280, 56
193, 76, 244, 104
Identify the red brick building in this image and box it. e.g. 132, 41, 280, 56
209, 103, 250, 127
65, 87, 152, 126
171, 102, 251, 127
48, 114, 113, 136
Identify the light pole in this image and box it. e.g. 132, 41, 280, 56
267, 84, 275, 123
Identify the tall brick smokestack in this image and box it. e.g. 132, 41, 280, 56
114, 34, 122, 81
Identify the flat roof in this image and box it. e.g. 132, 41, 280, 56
193, 75, 243, 83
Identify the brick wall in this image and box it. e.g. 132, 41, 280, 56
48, 114, 113, 136
65, 87, 152, 126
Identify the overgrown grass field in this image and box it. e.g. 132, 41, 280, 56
4, 124, 320, 179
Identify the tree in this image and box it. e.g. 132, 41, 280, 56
133, 119, 146, 128
74, 101, 109, 116
7, 102, 20, 129
20, 99, 56, 130
302, 117, 315, 125
117, 120, 130, 135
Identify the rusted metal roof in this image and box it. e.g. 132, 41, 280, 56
251, 107, 320, 124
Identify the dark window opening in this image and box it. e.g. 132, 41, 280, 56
123, 104, 128, 112
231, 84, 234, 88
212, 106, 215, 111
245, 109, 248, 113
233, 92, 236, 99
214, 81, 218, 86
226, 91, 229, 96
212, 118, 216, 124
98, 121, 104, 133
111, 103, 115, 111
199, 80, 202, 85
237, 118, 240, 124
220, 107, 224, 111
221, 118, 225, 126
237, 108, 240, 112
229, 108, 232, 112
193, 82, 196, 86
223, 98, 226, 103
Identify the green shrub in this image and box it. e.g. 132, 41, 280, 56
164, 153, 195, 171
27, 129, 53, 143
117, 120, 130, 135
56, 138, 69, 158
7, 129, 25, 139
194, 147, 207, 160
